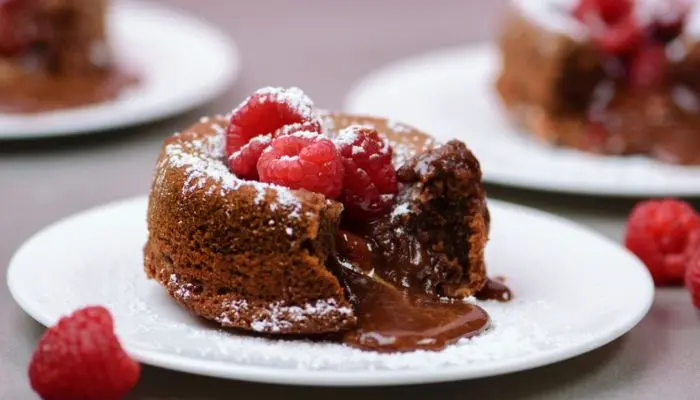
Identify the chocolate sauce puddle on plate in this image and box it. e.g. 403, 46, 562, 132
476, 278, 513, 302
340, 267, 490, 352
336, 230, 511, 353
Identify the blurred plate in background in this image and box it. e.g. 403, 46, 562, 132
344, 44, 700, 197
0, 0, 240, 140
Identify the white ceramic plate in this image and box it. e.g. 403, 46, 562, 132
0, 0, 240, 139
344, 44, 700, 197
7, 195, 653, 386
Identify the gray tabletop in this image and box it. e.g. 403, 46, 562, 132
2, 1, 699, 399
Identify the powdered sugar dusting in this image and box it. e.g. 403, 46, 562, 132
514, 0, 588, 40
230, 134, 272, 159
231, 86, 315, 121
319, 115, 434, 169
387, 120, 413, 135
290, 130, 321, 140
124, 291, 592, 371
334, 126, 361, 147
218, 299, 353, 333
636, 0, 692, 25
390, 202, 411, 221
162, 124, 303, 215
169, 273, 193, 300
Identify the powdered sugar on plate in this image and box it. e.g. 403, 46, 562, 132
123, 289, 590, 371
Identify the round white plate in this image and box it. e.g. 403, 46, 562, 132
344, 44, 700, 197
0, 0, 240, 139
7, 195, 653, 386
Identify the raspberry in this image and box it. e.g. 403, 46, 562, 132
29, 306, 140, 400
228, 119, 322, 181
0, 0, 36, 57
584, 121, 609, 151
335, 126, 398, 219
225, 87, 318, 178
596, 14, 644, 55
574, 0, 633, 25
274, 120, 322, 137
628, 44, 667, 89
685, 244, 700, 308
624, 199, 700, 286
257, 133, 344, 198
574, 0, 643, 55
228, 134, 272, 180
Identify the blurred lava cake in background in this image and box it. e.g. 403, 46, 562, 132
0, 0, 137, 113
496, 0, 700, 164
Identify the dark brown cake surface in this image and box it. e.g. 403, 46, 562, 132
144, 111, 493, 341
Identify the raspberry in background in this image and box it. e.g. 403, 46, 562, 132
0, 0, 37, 57
574, 0, 643, 55
334, 126, 398, 219
574, 0, 632, 25
29, 306, 140, 400
624, 199, 700, 285
628, 44, 668, 89
685, 246, 700, 308
257, 132, 344, 199
225, 87, 319, 179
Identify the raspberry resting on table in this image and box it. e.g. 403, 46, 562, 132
334, 126, 398, 219
685, 242, 700, 308
257, 132, 344, 199
624, 199, 700, 285
28, 306, 140, 400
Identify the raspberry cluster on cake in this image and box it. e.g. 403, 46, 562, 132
0, 0, 136, 113
144, 87, 505, 352
496, 0, 700, 164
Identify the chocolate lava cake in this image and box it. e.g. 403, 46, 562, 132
145, 87, 500, 352
496, 0, 700, 164
0, 0, 136, 113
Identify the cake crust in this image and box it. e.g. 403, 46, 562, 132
145, 112, 490, 335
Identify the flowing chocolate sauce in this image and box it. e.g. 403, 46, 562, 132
475, 277, 513, 302
336, 230, 511, 353
0, 68, 138, 114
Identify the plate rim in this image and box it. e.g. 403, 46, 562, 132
0, 0, 241, 140
343, 42, 700, 198
6, 195, 655, 386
